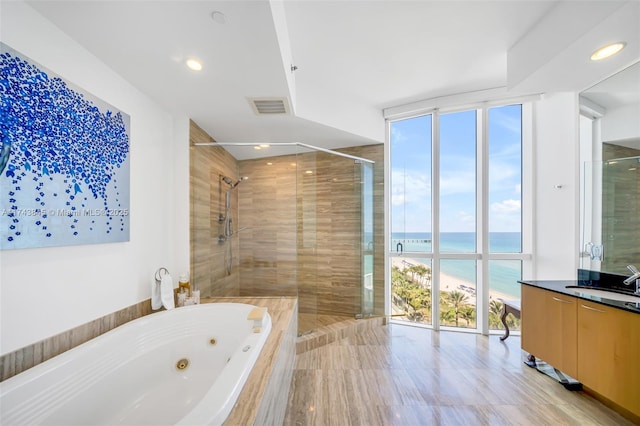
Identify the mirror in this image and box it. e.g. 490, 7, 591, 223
579, 61, 640, 275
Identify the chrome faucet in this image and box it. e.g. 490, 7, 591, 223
623, 265, 640, 294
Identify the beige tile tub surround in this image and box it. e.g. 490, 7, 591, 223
0, 298, 153, 382
204, 297, 297, 426
1, 296, 298, 426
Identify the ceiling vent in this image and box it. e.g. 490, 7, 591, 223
248, 97, 290, 115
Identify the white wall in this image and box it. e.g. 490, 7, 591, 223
532, 92, 580, 280
0, 2, 190, 355
172, 116, 191, 275
601, 102, 640, 145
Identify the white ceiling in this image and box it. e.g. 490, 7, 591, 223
25, 0, 640, 160
581, 60, 640, 109
581, 60, 640, 150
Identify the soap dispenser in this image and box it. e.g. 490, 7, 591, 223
178, 274, 191, 296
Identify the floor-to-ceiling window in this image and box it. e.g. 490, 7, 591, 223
389, 103, 530, 334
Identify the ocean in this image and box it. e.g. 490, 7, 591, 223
392, 232, 522, 298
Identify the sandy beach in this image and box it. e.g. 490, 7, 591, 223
391, 257, 516, 302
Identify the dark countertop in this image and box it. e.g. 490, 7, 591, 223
519, 279, 640, 315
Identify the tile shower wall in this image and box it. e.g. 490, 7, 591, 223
189, 121, 240, 297
236, 157, 298, 298
238, 144, 384, 318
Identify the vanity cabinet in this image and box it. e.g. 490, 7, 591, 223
521, 285, 577, 377
522, 284, 640, 419
577, 300, 640, 417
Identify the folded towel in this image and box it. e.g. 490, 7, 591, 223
151, 275, 163, 310
161, 273, 175, 310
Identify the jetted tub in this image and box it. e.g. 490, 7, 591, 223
0, 303, 272, 425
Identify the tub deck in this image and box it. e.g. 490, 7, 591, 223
201, 297, 298, 426
0, 297, 297, 426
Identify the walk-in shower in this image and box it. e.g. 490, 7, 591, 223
190, 141, 383, 334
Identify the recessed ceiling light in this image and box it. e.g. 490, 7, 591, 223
211, 11, 226, 24
590, 42, 626, 61
186, 58, 203, 71
266, 162, 273, 166
253, 146, 261, 150
259, 144, 270, 148
305, 170, 313, 174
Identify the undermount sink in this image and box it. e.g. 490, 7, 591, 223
565, 286, 640, 303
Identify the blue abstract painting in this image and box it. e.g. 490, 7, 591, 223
0, 43, 130, 250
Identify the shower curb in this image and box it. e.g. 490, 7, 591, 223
295, 316, 385, 354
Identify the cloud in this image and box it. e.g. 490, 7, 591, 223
391, 169, 432, 232
491, 199, 521, 214
489, 199, 521, 232
390, 126, 408, 145
391, 170, 431, 206
437, 209, 475, 232
440, 170, 476, 195
490, 107, 522, 135
489, 162, 518, 189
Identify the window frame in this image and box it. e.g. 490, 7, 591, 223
384, 101, 533, 334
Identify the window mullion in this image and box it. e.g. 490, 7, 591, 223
432, 110, 440, 331
522, 102, 535, 279
478, 106, 490, 335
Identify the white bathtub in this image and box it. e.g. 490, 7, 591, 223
0, 303, 272, 425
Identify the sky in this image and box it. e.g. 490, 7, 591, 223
391, 104, 522, 234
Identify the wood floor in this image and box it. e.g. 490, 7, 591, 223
284, 323, 633, 425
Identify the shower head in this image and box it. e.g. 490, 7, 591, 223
221, 175, 248, 188
232, 176, 248, 188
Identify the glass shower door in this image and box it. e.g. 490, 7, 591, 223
358, 161, 375, 317
601, 156, 640, 273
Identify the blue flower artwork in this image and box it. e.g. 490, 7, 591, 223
0, 43, 130, 250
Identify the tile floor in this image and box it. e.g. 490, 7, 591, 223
284, 323, 633, 425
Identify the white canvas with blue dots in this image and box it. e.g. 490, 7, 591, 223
0, 42, 130, 250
